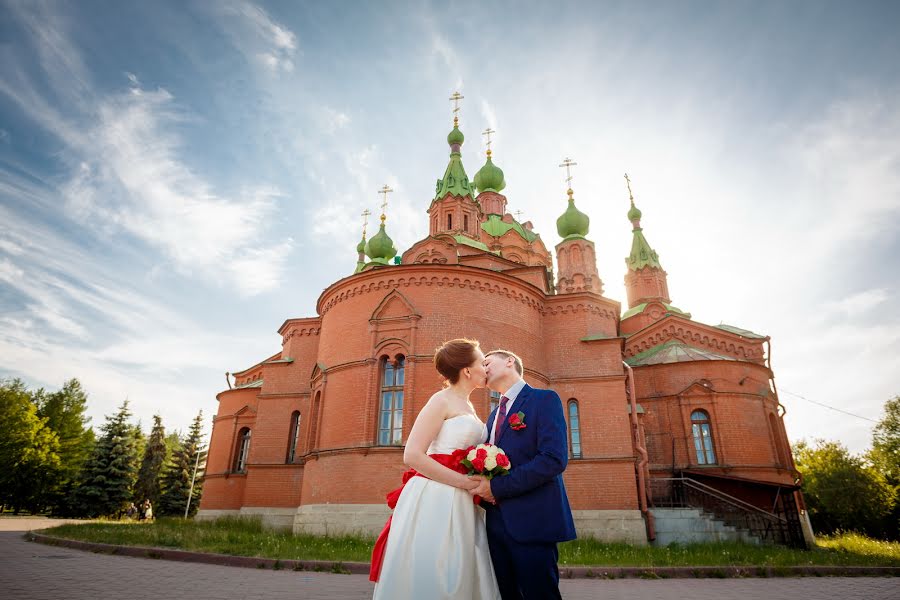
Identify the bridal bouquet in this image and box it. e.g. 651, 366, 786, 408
460, 443, 511, 480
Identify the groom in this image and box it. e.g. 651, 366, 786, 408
470, 349, 577, 600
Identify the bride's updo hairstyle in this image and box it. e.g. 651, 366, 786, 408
434, 338, 480, 385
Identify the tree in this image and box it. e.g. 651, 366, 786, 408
76, 400, 140, 517
134, 415, 167, 507
34, 379, 95, 515
794, 438, 896, 537
0, 379, 61, 513
158, 411, 205, 517
868, 395, 900, 539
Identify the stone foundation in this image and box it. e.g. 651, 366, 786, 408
572, 509, 648, 545
293, 504, 391, 536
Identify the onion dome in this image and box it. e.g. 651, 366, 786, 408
556, 189, 590, 239
364, 223, 397, 262
474, 153, 506, 194
627, 201, 642, 223
447, 124, 465, 146
356, 235, 366, 254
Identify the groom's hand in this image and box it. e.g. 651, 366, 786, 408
469, 476, 496, 504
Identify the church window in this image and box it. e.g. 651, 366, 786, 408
447, 214, 453, 230
489, 390, 500, 413
378, 356, 405, 445
287, 411, 302, 463
568, 400, 582, 458
464, 214, 469, 232
234, 427, 251, 472
691, 410, 716, 465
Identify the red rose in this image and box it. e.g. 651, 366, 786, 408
508, 414, 521, 425
476, 448, 488, 460
471, 456, 486, 471
496, 453, 510, 468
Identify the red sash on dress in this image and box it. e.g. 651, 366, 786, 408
369, 449, 476, 582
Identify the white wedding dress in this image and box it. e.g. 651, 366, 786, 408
373, 414, 500, 600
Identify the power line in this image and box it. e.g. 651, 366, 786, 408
779, 388, 878, 423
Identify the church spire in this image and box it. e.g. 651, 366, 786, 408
365, 184, 397, 265
555, 158, 589, 239
624, 173, 662, 271
553, 157, 602, 295
622, 173, 671, 310
433, 91, 474, 201
354, 208, 371, 273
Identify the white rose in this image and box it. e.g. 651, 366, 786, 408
467, 448, 477, 461
484, 454, 497, 470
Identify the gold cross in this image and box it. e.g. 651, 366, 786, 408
559, 157, 578, 191
378, 185, 393, 223
449, 91, 464, 124
482, 127, 496, 156
624, 173, 635, 203
514, 209, 524, 221
361, 208, 372, 237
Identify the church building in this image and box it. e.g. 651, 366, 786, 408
198, 101, 808, 547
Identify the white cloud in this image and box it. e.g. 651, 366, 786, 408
217, 1, 298, 74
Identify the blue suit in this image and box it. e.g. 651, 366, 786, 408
485, 384, 576, 599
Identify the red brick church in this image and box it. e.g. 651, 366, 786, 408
199, 107, 810, 547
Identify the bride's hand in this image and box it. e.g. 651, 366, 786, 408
463, 475, 483, 490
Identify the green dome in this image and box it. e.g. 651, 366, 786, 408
474, 155, 506, 193
627, 202, 642, 222
556, 191, 590, 238
364, 224, 397, 261
447, 124, 464, 146
356, 235, 366, 254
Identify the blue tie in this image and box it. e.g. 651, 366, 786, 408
494, 395, 509, 442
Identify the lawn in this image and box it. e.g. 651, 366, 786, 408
40, 517, 900, 568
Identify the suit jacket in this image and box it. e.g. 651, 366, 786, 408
486, 383, 577, 544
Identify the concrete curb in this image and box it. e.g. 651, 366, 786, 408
26, 532, 900, 579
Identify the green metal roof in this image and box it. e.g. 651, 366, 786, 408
714, 323, 767, 339
453, 234, 490, 252
626, 340, 735, 366
621, 302, 691, 320
480, 214, 538, 242
626, 227, 662, 271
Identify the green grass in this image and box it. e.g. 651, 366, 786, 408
42, 517, 374, 563
558, 534, 900, 567
40, 517, 900, 568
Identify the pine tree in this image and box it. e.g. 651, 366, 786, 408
134, 415, 167, 507
76, 400, 140, 517
159, 411, 205, 517
34, 379, 95, 515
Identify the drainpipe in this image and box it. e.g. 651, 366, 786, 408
623, 361, 655, 541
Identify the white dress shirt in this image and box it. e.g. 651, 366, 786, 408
488, 378, 526, 444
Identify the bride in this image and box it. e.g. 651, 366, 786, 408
371, 338, 500, 599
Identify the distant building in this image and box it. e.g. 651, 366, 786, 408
199, 110, 808, 547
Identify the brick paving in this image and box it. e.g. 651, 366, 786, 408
1, 518, 897, 600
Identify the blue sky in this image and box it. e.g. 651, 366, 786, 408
1, 0, 898, 451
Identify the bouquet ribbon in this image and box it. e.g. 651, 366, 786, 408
369, 449, 476, 582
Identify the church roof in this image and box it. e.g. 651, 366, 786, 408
622, 302, 691, 320
714, 323, 767, 339
454, 234, 491, 252
626, 340, 736, 366
234, 379, 264, 389
481, 214, 538, 242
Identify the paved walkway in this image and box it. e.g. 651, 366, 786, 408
1, 518, 897, 599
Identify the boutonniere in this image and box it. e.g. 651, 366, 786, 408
508, 411, 527, 431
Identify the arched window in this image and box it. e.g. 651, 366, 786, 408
234, 427, 251, 472
378, 356, 405, 445
488, 390, 501, 413
286, 411, 302, 464
769, 413, 786, 466
568, 400, 582, 459
691, 410, 716, 465
447, 214, 453, 230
